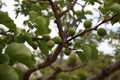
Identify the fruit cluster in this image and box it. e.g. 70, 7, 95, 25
42, 34, 62, 48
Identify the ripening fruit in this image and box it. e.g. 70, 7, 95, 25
84, 20, 92, 28
64, 49, 71, 55
53, 36, 62, 44
68, 28, 75, 36
47, 40, 55, 48
42, 34, 50, 41
97, 28, 107, 36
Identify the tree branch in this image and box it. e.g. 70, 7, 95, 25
66, 14, 118, 43
23, 45, 63, 80
87, 59, 120, 80
23, 1, 65, 80
46, 67, 61, 80
48, 0, 64, 40
62, 59, 88, 72
59, 0, 77, 18
47, 60, 88, 80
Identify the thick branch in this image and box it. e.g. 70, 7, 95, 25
23, 1, 64, 80
23, 45, 63, 80
46, 67, 61, 80
87, 59, 120, 80
48, 0, 64, 40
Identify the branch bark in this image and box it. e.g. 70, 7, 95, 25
66, 14, 118, 43
87, 59, 120, 80
59, 0, 78, 17
47, 60, 88, 80
23, 0, 64, 80
48, 0, 64, 40
23, 45, 63, 80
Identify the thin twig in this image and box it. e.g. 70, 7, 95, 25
59, 0, 78, 17
66, 14, 118, 43
62, 59, 88, 72
47, 59, 88, 80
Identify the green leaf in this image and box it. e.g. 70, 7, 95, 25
29, 10, 38, 22
38, 40, 49, 56
99, 6, 108, 14
0, 63, 20, 80
90, 46, 99, 61
0, 11, 16, 31
5, 42, 36, 68
76, 51, 87, 62
0, 54, 9, 64
0, 44, 6, 53
34, 16, 51, 35
81, 44, 92, 57
85, 10, 93, 15
14, 28, 22, 37
24, 32, 33, 45
14, 67, 23, 80
28, 22, 34, 29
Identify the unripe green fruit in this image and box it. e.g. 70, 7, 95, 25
32, 41, 38, 50
110, 3, 120, 13
84, 20, 92, 28
97, 28, 107, 36
68, 28, 75, 36
53, 36, 62, 44
35, 16, 46, 28
42, 34, 50, 41
47, 40, 55, 48
64, 49, 71, 55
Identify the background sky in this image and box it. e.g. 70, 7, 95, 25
1, 0, 118, 55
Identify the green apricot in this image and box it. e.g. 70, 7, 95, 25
110, 3, 120, 13
97, 28, 107, 36
64, 49, 71, 55
68, 28, 75, 36
42, 34, 50, 41
32, 41, 38, 50
53, 36, 62, 44
47, 40, 55, 48
84, 20, 92, 28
